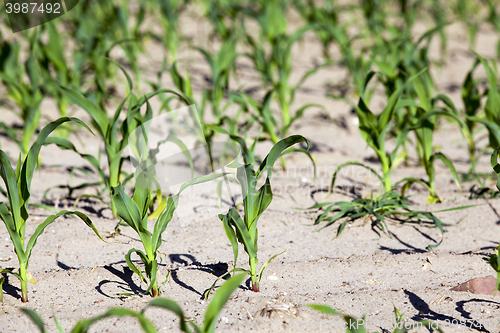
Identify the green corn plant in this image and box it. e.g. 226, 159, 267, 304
168, 61, 247, 170
0, 118, 104, 302
205, 135, 309, 297
292, 0, 374, 98
397, 0, 421, 32
308, 304, 444, 332
242, 0, 330, 136
38, 23, 72, 120
466, 53, 500, 151
22, 274, 246, 333
202, 0, 245, 40
400, 94, 466, 204
372, 45, 467, 203
292, 0, 341, 60
373, 26, 440, 100
360, 0, 388, 35
323, 20, 374, 100
244, 22, 327, 137
332, 70, 424, 195
146, 0, 189, 63
0, 33, 43, 159
111, 160, 225, 297
428, 0, 448, 57
55, 63, 187, 218
60, 0, 142, 104
484, 0, 500, 59
460, 58, 484, 171
454, 0, 482, 48
192, 36, 240, 125
373, 25, 449, 172
459, 52, 500, 189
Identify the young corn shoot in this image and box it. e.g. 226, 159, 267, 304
0, 33, 43, 159
0, 118, 104, 302
57, 62, 187, 218
333, 70, 424, 194
243, 16, 328, 139
111, 160, 224, 297
205, 135, 309, 298
465, 53, 500, 154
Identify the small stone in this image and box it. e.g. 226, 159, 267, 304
451, 275, 499, 295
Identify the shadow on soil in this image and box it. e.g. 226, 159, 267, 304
0, 272, 22, 301
95, 261, 146, 298
93, 254, 241, 300
404, 289, 490, 332
169, 253, 237, 299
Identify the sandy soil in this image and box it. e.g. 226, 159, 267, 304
1, 6, 500, 333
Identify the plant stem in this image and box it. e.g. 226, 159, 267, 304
280, 96, 291, 132
151, 285, 159, 298
0, 277, 4, 303
381, 161, 392, 193
109, 157, 121, 218
249, 257, 259, 292
19, 263, 28, 302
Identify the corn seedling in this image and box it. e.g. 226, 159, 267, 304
460, 58, 484, 172
0, 34, 43, 159
465, 53, 500, 152
243, 16, 327, 137
374, 25, 450, 174
400, 94, 465, 203
111, 159, 225, 297
192, 37, 240, 125
55, 63, 187, 218
333, 70, 424, 194
368, 54, 466, 203
61, 0, 142, 103
292, 0, 341, 60
454, 0, 482, 48
22, 273, 246, 333
293, 0, 375, 98
202, 0, 245, 40
168, 60, 246, 170
0, 118, 104, 302
146, 0, 189, 63
308, 304, 444, 333
205, 135, 309, 298
484, 0, 500, 59
360, 0, 388, 36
